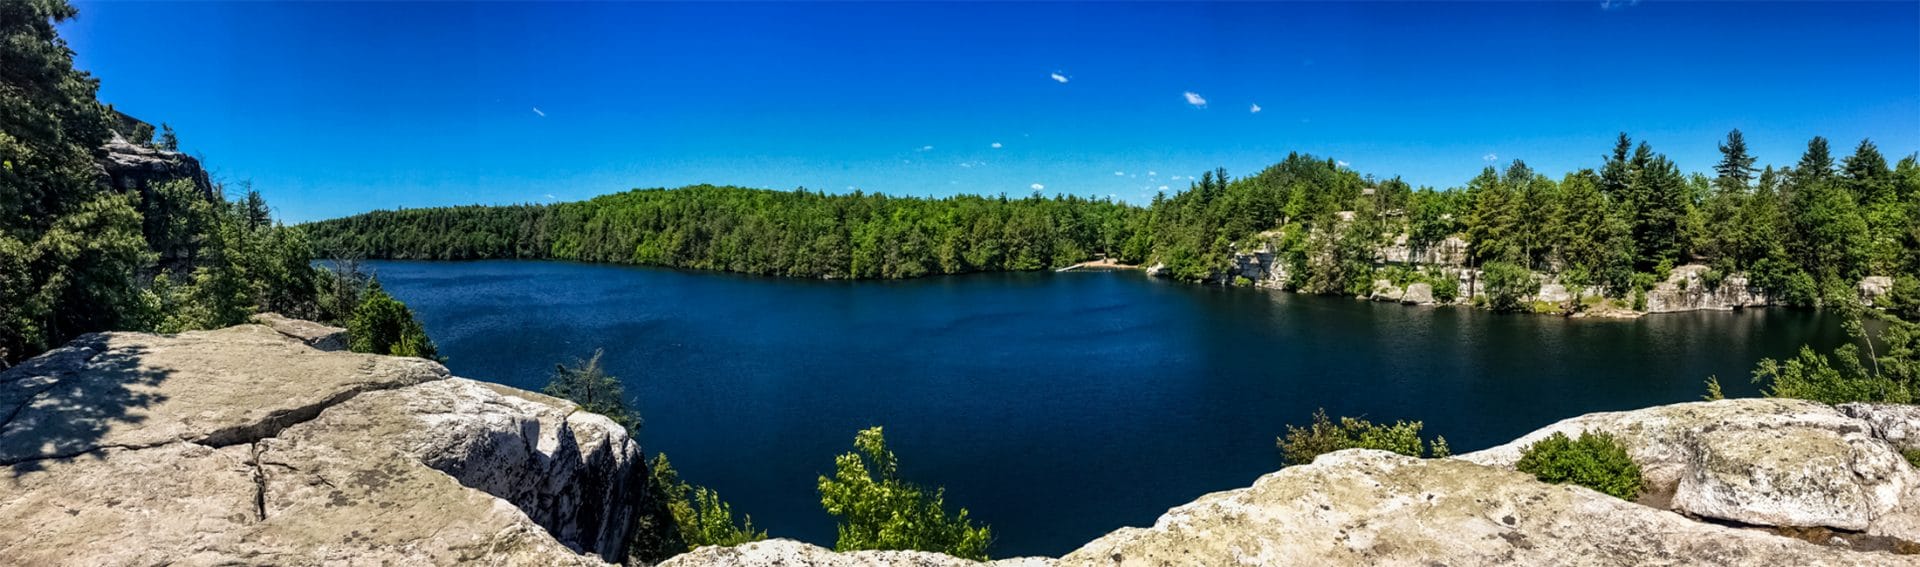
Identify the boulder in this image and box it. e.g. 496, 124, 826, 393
1461, 399, 1920, 541
252, 312, 349, 351
1863, 277, 1896, 307
1839, 403, 1920, 452
0, 324, 643, 565
1401, 282, 1435, 305
1370, 279, 1404, 303
1057, 450, 1911, 567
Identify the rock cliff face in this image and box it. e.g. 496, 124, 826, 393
97, 130, 215, 200
668, 399, 1920, 567
0, 322, 644, 565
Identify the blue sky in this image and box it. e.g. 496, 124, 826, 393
63, 1, 1920, 223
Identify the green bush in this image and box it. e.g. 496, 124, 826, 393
648, 453, 765, 551
1277, 409, 1450, 466
819, 427, 992, 560
347, 282, 440, 360
1515, 431, 1643, 500
1431, 275, 1460, 303
1480, 262, 1540, 312
1905, 449, 1920, 470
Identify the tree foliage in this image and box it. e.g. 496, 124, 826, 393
541, 348, 636, 431
818, 427, 992, 560
1277, 409, 1451, 466
346, 282, 440, 361
646, 453, 765, 551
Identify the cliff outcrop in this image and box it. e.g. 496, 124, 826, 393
0, 322, 645, 565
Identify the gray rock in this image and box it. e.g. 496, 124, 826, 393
252, 312, 349, 351
0, 324, 640, 565
1840, 403, 1920, 452
1862, 277, 1896, 307
1462, 398, 1920, 541
1646, 265, 1770, 313
1401, 282, 1435, 305
97, 131, 214, 199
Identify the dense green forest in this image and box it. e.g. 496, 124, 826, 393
305, 186, 1147, 279
309, 131, 1920, 313
0, 0, 433, 366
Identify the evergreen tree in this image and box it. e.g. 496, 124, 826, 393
818, 427, 992, 560
1713, 129, 1757, 194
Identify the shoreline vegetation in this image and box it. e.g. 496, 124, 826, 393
305, 132, 1920, 318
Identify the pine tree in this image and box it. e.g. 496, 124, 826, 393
1713, 129, 1757, 194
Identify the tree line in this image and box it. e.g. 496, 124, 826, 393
304, 186, 1148, 279
308, 132, 1919, 315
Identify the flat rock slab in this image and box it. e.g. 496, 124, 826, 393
0, 324, 637, 565
1461, 398, 1920, 541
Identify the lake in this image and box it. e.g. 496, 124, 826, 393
366, 259, 1850, 558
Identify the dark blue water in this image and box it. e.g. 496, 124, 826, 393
367, 260, 1849, 558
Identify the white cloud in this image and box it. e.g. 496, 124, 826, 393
1183, 91, 1208, 108
1336, 160, 1350, 167
1158, 185, 1169, 191
1050, 72, 1069, 84
990, 142, 1003, 149
918, 145, 933, 152
531, 107, 546, 117
1030, 183, 1045, 191
1482, 153, 1499, 162
1147, 171, 1157, 176
1600, 0, 1640, 10
1113, 171, 1125, 176
543, 193, 556, 200
1250, 103, 1262, 114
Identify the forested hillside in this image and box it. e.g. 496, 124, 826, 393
306, 187, 1148, 279
308, 131, 1920, 312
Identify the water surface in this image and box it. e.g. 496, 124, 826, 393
368, 260, 1847, 557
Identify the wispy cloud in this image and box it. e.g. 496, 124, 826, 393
918, 145, 934, 152
1183, 91, 1208, 108
991, 142, 1003, 149
1113, 171, 1125, 176
1483, 153, 1499, 162
1158, 185, 1169, 191
531, 107, 546, 117
544, 193, 556, 200
1599, 0, 1641, 10
1050, 72, 1069, 84
1147, 171, 1157, 177
1030, 183, 1045, 191
1336, 160, 1349, 168
1249, 103, 1262, 114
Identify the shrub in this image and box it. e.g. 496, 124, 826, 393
1277, 409, 1450, 466
1515, 431, 1643, 500
1431, 275, 1460, 303
819, 427, 992, 560
649, 453, 765, 551
1480, 262, 1540, 312
346, 282, 440, 360
1233, 275, 1254, 287
1906, 449, 1920, 470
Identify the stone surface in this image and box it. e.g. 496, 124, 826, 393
1840, 403, 1920, 452
662, 539, 1051, 567
1058, 450, 1911, 567
1863, 277, 1896, 307
1369, 279, 1404, 303
0, 324, 641, 565
96, 130, 214, 199
1461, 398, 1920, 541
1645, 265, 1771, 313
1401, 282, 1435, 305
252, 312, 349, 351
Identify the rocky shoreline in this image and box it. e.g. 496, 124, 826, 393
1149, 246, 1898, 319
